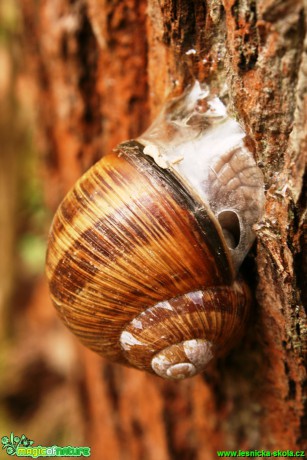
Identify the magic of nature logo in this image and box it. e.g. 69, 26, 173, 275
1, 432, 91, 458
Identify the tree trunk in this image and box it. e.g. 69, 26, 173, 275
19, 0, 306, 458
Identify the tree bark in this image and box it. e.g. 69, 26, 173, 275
19, 0, 306, 458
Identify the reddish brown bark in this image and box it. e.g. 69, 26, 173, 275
8, 0, 307, 458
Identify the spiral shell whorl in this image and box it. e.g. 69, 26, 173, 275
151, 339, 213, 379
119, 281, 250, 378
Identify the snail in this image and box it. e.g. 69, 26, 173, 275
46, 82, 264, 380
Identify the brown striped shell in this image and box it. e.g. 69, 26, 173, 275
46, 141, 251, 380
46, 83, 264, 380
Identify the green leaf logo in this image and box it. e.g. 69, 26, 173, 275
1, 433, 34, 456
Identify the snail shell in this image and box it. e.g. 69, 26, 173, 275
46, 82, 264, 380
